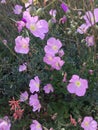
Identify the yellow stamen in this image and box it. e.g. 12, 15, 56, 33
75, 81, 81, 87
84, 121, 89, 126
52, 45, 57, 50
36, 124, 41, 128
56, 62, 59, 67
36, 83, 39, 88
30, 25, 36, 31
22, 43, 28, 49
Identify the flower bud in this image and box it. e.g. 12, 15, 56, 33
36, 8, 44, 16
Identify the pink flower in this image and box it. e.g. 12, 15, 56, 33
30, 120, 42, 130
58, 49, 64, 57
14, 36, 30, 54
59, 16, 67, 24
77, 8, 98, 34
19, 63, 27, 72
1, 0, 6, 4
29, 76, 40, 94
84, 8, 98, 26
77, 24, 90, 34
62, 72, 67, 82
51, 56, 65, 70
13, 5, 23, 15
50, 128, 54, 130
43, 37, 64, 70
26, 16, 49, 39
49, 10, 57, 24
0, 116, 11, 130
43, 54, 54, 65
16, 21, 25, 32
22, 11, 31, 23
70, 115, 77, 126
67, 75, 88, 96
2, 39, 7, 45
81, 116, 97, 130
60, 3, 69, 12
49, 9, 57, 17
44, 37, 62, 55
43, 84, 54, 94
85, 35, 95, 47
20, 91, 28, 102
89, 69, 94, 75
51, 17, 56, 23
29, 94, 41, 112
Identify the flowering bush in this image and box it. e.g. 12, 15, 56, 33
0, 0, 98, 130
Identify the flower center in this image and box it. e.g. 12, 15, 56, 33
88, 36, 94, 44
48, 56, 52, 61
56, 62, 59, 67
84, 121, 89, 126
22, 43, 28, 49
36, 124, 40, 128
75, 81, 81, 87
88, 38, 92, 43
90, 15, 96, 24
35, 83, 39, 88
30, 25, 36, 31
52, 45, 58, 50
48, 85, 51, 88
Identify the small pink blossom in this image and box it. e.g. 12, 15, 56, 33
49, 9, 57, 17
78, 11, 82, 16
81, 116, 97, 130
43, 84, 54, 94
20, 91, 28, 102
16, 21, 25, 32
84, 8, 98, 26
0, 116, 11, 130
13, 5, 23, 15
43, 54, 54, 65
51, 56, 65, 70
29, 76, 40, 94
26, 16, 49, 39
1, 0, 6, 4
70, 115, 77, 126
19, 63, 27, 72
22, 11, 31, 23
44, 37, 62, 55
89, 69, 94, 75
30, 120, 42, 130
29, 94, 41, 112
85, 35, 95, 47
14, 36, 30, 54
58, 49, 64, 57
51, 17, 56, 23
62, 72, 67, 82
43, 55, 64, 70
2, 39, 7, 45
67, 75, 88, 96
77, 24, 90, 34
59, 16, 67, 24
61, 2, 69, 12
50, 128, 54, 130
77, 8, 98, 34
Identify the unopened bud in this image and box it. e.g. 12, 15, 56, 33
36, 8, 44, 16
